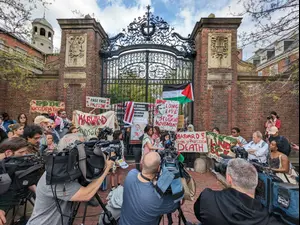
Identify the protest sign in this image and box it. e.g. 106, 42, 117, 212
176, 132, 208, 153
130, 103, 149, 144
86, 96, 110, 109
74, 110, 115, 139
177, 115, 184, 129
154, 100, 179, 132
206, 132, 237, 161
30, 100, 65, 114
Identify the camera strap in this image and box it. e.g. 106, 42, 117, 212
77, 143, 88, 181
140, 173, 152, 182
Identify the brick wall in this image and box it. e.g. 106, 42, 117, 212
237, 81, 299, 143
1, 79, 59, 123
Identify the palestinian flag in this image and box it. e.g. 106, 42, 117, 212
162, 83, 194, 104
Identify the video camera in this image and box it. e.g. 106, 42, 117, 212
98, 127, 113, 140
0, 155, 44, 210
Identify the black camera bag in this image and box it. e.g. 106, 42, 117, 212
45, 146, 82, 185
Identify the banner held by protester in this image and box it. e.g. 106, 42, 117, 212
206, 132, 237, 161
30, 100, 65, 114
154, 100, 179, 132
74, 110, 115, 139
176, 132, 208, 153
86, 96, 111, 109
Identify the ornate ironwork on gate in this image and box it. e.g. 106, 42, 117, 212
100, 5, 195, 123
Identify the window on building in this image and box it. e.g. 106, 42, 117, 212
48, 32, 52, 40
40, 43, 44, 46
34, 26, 38, 34
49, 46, 51, 49
40, 28, 46, 36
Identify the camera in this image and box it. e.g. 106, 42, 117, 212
98, 127, 113, 140
95, 140, 122, 161
267, 116, 272, 120
230, 146, 248, 159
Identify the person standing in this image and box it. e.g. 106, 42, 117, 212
1, 113, 16, 132
17, 113, 28, 128
187, 124, 195, 132
212, 127, 220, 135
8, 124, 24, 138
55, 110, 72, 138
141, 126, 163, 163
270, 111, 281, 130
152, 126, 161, 147
23, 125, 43, 154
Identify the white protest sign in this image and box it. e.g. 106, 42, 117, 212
130, 103, 149, 144
176, 132, 208, 153
154, 99, 179, 132
74, 110, 115, 139
86, 96, 111, 109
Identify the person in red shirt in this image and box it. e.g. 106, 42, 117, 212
270, 111, 281, 129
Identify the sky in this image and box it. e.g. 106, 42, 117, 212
30, 0, 258, 60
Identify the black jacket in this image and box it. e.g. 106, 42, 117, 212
194, 188, 283, 225
0, 128, 8, 144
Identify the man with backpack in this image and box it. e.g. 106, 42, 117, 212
268, 126, 291, 156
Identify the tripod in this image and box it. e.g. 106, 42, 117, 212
68, 193, 118, 225
159, 206, 188, 225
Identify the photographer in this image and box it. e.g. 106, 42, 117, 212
194, 158, 283, 225
110, 130, 125, 190
119, 152, 180, 225
26, 138, 115, 225
0, 137, 29, 159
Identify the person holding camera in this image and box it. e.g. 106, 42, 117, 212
119, 151, 180, 225
26, 139, 115, 225
0, 137, 29, 160
194, 158, 283, 225
110, 130, 125, 190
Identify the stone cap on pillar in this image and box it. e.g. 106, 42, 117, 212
57, 17, 108, 39
191, 17, 243, 39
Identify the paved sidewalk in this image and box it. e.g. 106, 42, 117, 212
74, 165, 224, 225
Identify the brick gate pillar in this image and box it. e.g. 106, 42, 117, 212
57, 16, 108, 116
191, 17, 242, 133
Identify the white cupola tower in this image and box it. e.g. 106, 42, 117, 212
31, 16, 54, 54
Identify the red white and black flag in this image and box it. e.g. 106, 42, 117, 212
123, 101, 135, 124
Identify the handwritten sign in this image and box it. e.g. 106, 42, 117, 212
86, 96, 110, 109
30, 100, 65, 114
130, 103, 149, 144
154, 100, 179, 132
176, 132, 208, 153
74, 110, 115, 139
206, 132, 237, 161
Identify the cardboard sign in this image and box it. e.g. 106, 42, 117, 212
206, 132, 237, 161
74, 110, 115, 139
86, 96, 110, 109
30, 100, 65, 114
176, 132, 208, 153
154, 100, 179, 132
130, 103, 149, 144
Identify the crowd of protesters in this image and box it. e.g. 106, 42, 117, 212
0, 110, 299, 225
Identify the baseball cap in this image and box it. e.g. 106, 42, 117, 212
269, 126, 279, 135
34, 116, 50, 125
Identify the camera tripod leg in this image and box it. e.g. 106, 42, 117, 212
81, 202, 89, 225
94, 193, 118, 225
167, 213, 173, 225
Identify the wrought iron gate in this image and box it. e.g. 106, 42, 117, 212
100, 6, 195, 125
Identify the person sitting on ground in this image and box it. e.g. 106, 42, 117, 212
119, 152, 180, 225
8, 123, 24, 138
269, 140, 298, 184
26, 137, 114, 225
212, 127, 220, 135
0, 137, 29, 160
23, 125, 43, 154
243, 131, 269, 164
194, 158, 283, 225
230, 127, 247, 146
268, 126, 291, 157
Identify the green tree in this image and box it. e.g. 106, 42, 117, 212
0, 0, 51, 91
